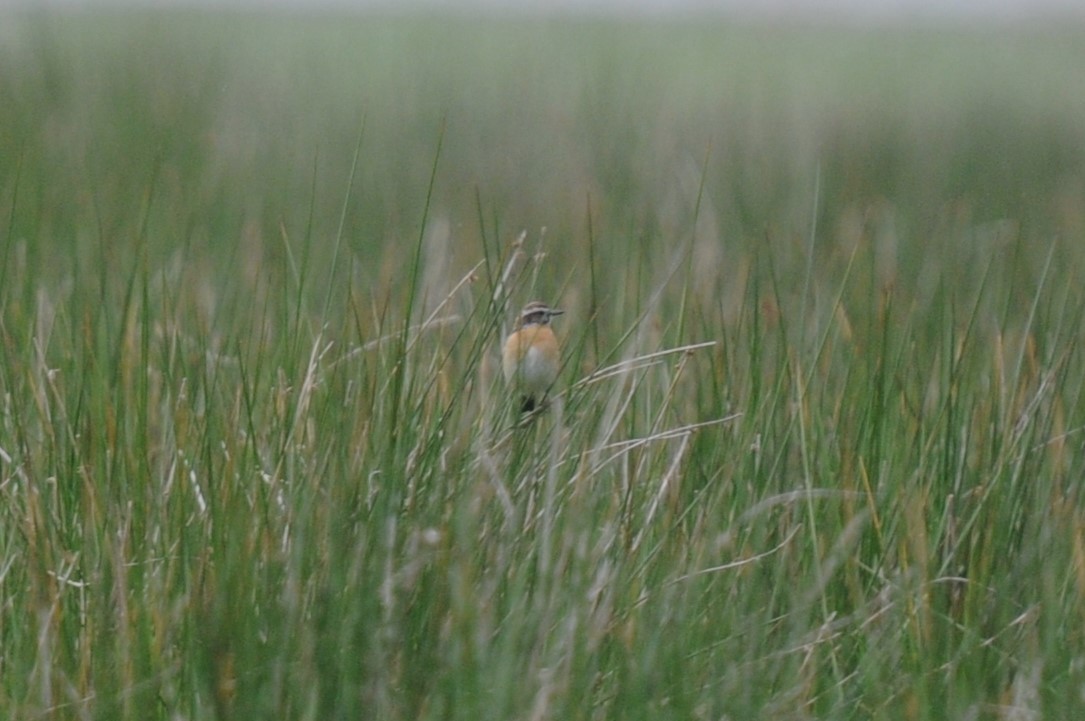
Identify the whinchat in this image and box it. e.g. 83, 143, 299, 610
502, 301, 564, 413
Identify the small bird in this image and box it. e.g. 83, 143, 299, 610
502, 301, 564, 413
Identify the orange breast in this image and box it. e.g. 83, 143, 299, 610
503, 325, 560, 393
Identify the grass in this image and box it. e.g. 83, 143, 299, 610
2, 8, 1085, 720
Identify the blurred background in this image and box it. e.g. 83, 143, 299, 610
1, 0, 1084, 331
5, 0, 1085, 20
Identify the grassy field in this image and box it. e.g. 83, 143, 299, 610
2, 9, 1085, 719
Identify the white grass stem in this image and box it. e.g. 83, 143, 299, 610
631, 430, 691, 554
672, 524, 802, 583
585, 415, 740, 474
570, 340, 716, 390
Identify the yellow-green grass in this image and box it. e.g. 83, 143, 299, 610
2, 9, 1085, 719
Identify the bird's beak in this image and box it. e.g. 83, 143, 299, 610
551, 308, 564, 316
